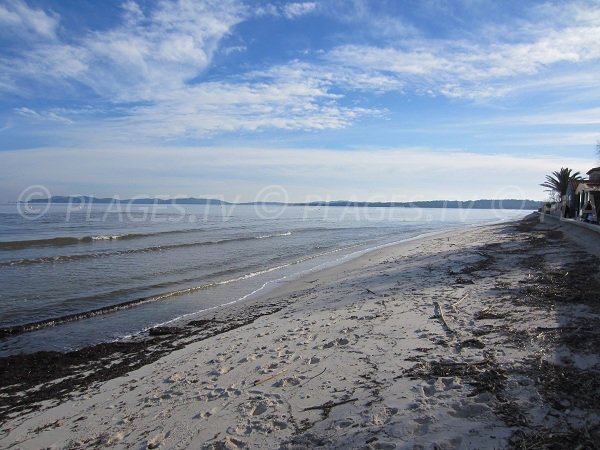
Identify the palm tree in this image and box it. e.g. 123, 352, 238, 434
540, 167, 583, 201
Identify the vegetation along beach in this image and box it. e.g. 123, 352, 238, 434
1, 0, 600, 449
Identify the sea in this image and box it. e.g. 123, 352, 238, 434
0, 202, 528, 356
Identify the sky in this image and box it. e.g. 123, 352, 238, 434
1, 0, 599, 203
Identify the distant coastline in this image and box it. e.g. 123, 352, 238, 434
22, 196, 542, 210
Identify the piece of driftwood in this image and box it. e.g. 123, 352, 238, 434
433, 301, 454, 334
452, 292, 470, 309
303, 397, 358, 412
300, 367, 327, 387
253, 368, 288, 386
365, 288, 377, 296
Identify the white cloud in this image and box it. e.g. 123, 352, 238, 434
77, 0, 245, 101
3, 0, 600, 143
2, 0, 378, 136
282, 2, 317, 19
2, 0, 245, 99
323, 2, 600, 99
14, 107, 38, 118
2, 145, 596, 202
15, 107, 73, 124
0, 0, 58, 39
318, 0, 417, 38
77, 79, 381, 139
254, 2, 317, 19
254, 4, 279, 17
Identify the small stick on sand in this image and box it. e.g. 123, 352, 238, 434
303, 397, 359, 412
299, 367, 327, 387
433, 301, 454, 334
452, 292, 470, 309
365, 288, 377, 296
253, 368, 288, 386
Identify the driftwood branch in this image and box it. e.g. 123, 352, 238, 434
365, 288, 377, 296
300, 367, 327, 388
452, 292, 470, 309
253, 368, 288, 386
433, 301, 455, 334
303, 397, 358, 412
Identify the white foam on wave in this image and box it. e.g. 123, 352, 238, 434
136, 243, 367, 334
256, 231, 292, 239
90, 235, 123, 240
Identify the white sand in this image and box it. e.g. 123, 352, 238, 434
2, 217, 599, 449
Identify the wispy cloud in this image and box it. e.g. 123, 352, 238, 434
282, 2, 317, 19
1, 0, 380, 138
1, 0, 600, 148
0, 0, 58, 39
255, 2, 318, 19
78, 0, 246, 101
323, 1, 600, 99
14, 107, 73, 124
1, 0, 245, 99
105, 79, 381, 139
318, 0, 417, 39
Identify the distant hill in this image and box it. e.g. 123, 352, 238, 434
28, 196, 230, 205
301, 199, 542, 209
27, 196, 542, 210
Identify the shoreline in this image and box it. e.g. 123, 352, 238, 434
2, 214, 600, 448
0, 220, 478, 420
0, 219, 496, 351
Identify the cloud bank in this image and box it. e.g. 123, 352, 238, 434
1, 146, 595, 202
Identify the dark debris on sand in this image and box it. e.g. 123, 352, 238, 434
507, 215, 600, 449
401, 214, 600, 449
0, 300, 293, 421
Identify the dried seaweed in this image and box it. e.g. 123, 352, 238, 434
402, 353, 507, 396
509, 424, 600, 450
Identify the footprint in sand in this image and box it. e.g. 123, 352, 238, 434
166, 372, 185, 383
277, 348, 294, 358
371, 406, 399, 426
316, 337, 350, 350
369, 442, 397, 450
145, 432, 164, 449
238, 353, 259, 363
257, 362, 280, 374
207, 366, 234, 378
202, 437, 247, 450
448, 399, 491, 418
236, 394, 286, 431
273, 376, 301, 388
332, 418, 354, 429
250, 402, 268, 416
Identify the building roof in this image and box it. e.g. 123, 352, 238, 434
576, 181, 600, 193
587, 167, 600, 175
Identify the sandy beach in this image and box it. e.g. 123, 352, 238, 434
2, 214, 600, 449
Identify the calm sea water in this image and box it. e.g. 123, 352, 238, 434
0, 203, 528, 356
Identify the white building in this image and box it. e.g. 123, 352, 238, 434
575, 167, 600, 222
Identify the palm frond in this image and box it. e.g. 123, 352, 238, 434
539, 167, 583, 200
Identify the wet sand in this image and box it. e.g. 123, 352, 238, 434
1, 214, 600, 449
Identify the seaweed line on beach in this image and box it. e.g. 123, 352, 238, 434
0, 295, 310, 421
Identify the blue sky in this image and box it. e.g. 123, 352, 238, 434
1, 0, 599, 202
